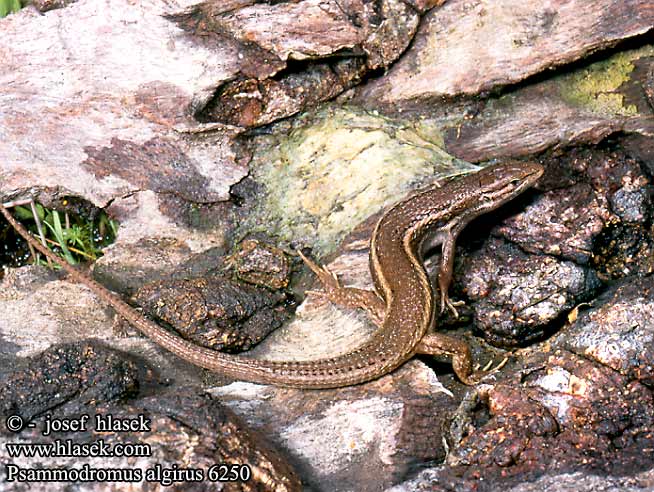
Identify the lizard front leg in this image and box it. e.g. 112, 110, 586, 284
297, 250, 386, 327
436, 223, 468, 318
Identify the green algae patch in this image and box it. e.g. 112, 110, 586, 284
245, 105, 478, 257
558, 46, 654, 117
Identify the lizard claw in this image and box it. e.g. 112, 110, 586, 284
297, 248, 387, 325
440, 295, 466, 318
463, 356, 509, 384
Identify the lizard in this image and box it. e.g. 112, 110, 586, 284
0, 161, 543, 389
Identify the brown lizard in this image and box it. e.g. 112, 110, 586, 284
0, 161, 543, 388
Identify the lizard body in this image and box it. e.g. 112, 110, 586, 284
0, 161, 543, 388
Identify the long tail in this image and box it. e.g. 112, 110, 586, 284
0, 203, 384, 388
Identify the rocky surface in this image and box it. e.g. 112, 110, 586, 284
387, 333, 654, 491
554, 275, 654, 386
225, 239, 291, 290
211, 362, 456, 492
0, 0, 247, 206
440, 46, 654, 163
0, 342, 302, 492
192, 0, 420, 128
359, 0, 654, 103
241, 105, 479, 257
132, 274, 291, 353
457, 237, 600, 346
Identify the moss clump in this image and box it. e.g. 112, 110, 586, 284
0, 0, 21, 18
8, 202, 118, 267
558, 46, 654, 116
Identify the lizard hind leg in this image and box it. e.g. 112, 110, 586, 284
297, 250, 386, 327
415, 333, 507, 385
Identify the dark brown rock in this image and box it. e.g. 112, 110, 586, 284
455, 144, 652, 346
0, 341, 301, 492
404, 0, 446, 14
188, 0, 420, 128
592, 221, 654, 280
200, 58, 368, 128
430, 351, 654, 491
457, 237, 600, 346
495, 183, 607, 264
0, 341, 140, 426
529, 145, 654, 280
225, 239, 291, 290
132, 274, 291, 353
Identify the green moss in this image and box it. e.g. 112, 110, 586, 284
244, 105, 478, 256
10, 202, 118, 267
558, 46, 654, 116
0, 0, 21, 18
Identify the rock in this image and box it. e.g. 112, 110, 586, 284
211, 362, 456, 492
132, 274, 291, 353
454, 144, 652, 346
495, 183, 607, 264
93, 238, 198, 295
554, 275, 654, 386
386, 467, 654, 492
0, 341, 140, 422
0, 262, 206, 387
458, 237, 600, 346
191, 0, 420, 128
243, 105, 479, 257
0, 267, 118, 359
0, 0, 247, 211
360, 0, 654, 103
0, 341, 302, 492
440, 46, 654, 162
388, 349, 654, 492
359, 38, 654, 165
225, 238, 292, 290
